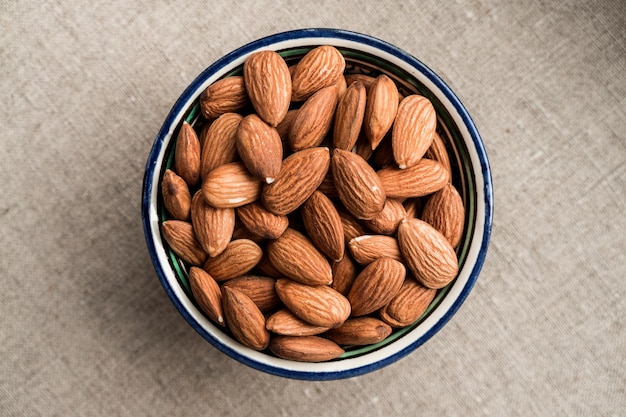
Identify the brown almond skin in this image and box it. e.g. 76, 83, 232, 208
236, 114, 283, 184
392, 95, 437, 169
191, 191, 235, 257
372, 135, 395, 169
235, 202, 289, 239
275, 109, 298, 142
348, 257, 406, 316
161, 169, 191, 221
331, 149, 386, 220
291, 45, 346, 101
222, 275, 280, 313
288, 85, 338, 151
174, 122, 201, 187
362, 198, 407, 235
331, 253, 358, 296
189, 267, 224, 326
403, 197, 423, 219
379, 277, 437, 328
317, 170, 339, 198
301, 191, 344, 262
269, 335, 344, 362
397, 218, 459, 289
161, 220, 207, 266
202, 239, 263, 281
275, 279, 351, 328
199, 113, 242, 180
421, 183, 465, 248
202, 162, 262, 208
333, 80, 367, 151
222, 287, 270, 351
425, 131, 452, 177
377, 158, 449, 199
364, 74, 399, 150
243, 50, 292, 127
266, 309, 330, 336
262, 147, 330, 215
253, 253, 283, 278
338, 208, 370, 243
200, 76, 249, 119
323, 317, 392, 346
348, 234, 403, 265
266, 228, 332, 286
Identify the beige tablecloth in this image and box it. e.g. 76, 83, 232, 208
1, 1, 624, 415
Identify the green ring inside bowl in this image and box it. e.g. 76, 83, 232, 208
157, 46, 476, 359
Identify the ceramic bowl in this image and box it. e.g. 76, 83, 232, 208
142, 28, 493, 380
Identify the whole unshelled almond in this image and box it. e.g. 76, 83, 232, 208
235, 202, 289, 239
275, 109, 298, 142
397, 218, 458, 289
332, 149, 386, 220
275, 279, 351, 328
392, 95, 437, 169
323, 317, 392, 346
254, 253, 283, 278
161, 220, 207, 266
348, 257, 406, 316
331, 253, 358, 296
236, 114, 283, 184
175, 122, 201, 187
266, 309, 330, 336
200, 76, 249, 119
421, 183, 465, 247
262, 147, 330, 215
335, 75, 347, 100
317, 171, 339, 198
191, 191, 235, 257
200, 112, 242, 180
202, 239, 262, 281
269, 335, 344, 362
425, 131, 452, 177
333, 80, 367, 151
291, 45, 345, 102
243, 50, 291, 127
364, 74, 399, 150
222, 275, 280, 313
266, 228, 332, 286
189, 267, 224, 325
379, 277, 436, 328
301, 191, 344, 262
202, 162, 262, 208
161, 169, 191, 221
348, 234, 402, 265
222, 286, 270, 351
338, 208, 369, 243
288, 85, 338, 151
345, 73, 376, 89
377, 158, 449, 199
362, 198, 407, 235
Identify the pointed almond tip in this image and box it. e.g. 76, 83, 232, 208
398, 164, 407, 169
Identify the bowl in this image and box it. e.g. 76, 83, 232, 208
142, 28, 493, 380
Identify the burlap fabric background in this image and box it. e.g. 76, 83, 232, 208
1, 1, 624, 415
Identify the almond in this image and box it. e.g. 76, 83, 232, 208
323, 317, 392, 346
161, 220, 207, 266
379, 277, 437, 328
266, 309, 330, 336
243, 50, 291, 127
288, 85, 338, 151
425, 131, 451, 176
403, 197, 423, 219
337, 207, 369, 243
392, 95, 437, 169
266, 228, 332, 286
397, 218, 458, 289
348, 257, 406, 316
222, 286, 270, 351
335, 75, 347, 100
421, 183, 465, 247
371, 135, 395, 168
189, 267, 224, 325
190, 191, 235, 257
377, 158, 449, 199
362, 198, 406, 235
222, 275, 280, 313
333, 80, 367, 151
275, 109, 298, 142
348, 235, 402, 265
269, 335, 344, 362
275, 279, 351, 328
236, 114, 283, 184
301, 191, 344, 262
199, 112, 242, 180
262, 147, 330, 215
291, 45, 345, 101
202, 239, 262, 281
200, 76, 249, 119
344, 73, 376, 89
363, 74, 399, 150
235, 202, 289, 239
331, 148, 386, 220
317, 170, 339, 198
253, 252, 283, 278
202, 162, 262, 208
161, 169, 191, 221
330, 253, 358, 296
231, 220, 265, 243
174, 122, 201, 187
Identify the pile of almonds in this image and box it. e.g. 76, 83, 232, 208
159, 45, 465, 362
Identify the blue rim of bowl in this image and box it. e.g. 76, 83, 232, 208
142, 28, 493, 380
